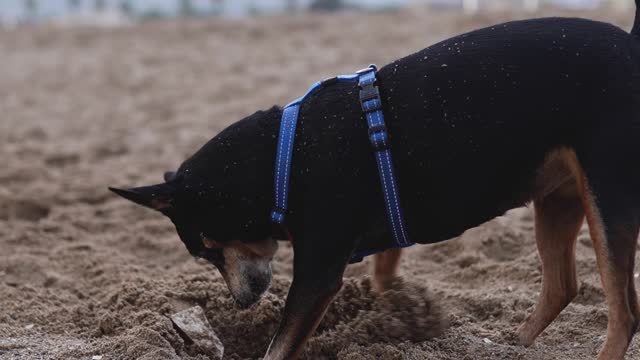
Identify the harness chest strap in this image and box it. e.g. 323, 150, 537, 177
271, 65, 414, 261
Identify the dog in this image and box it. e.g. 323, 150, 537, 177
110, 4, 640, 359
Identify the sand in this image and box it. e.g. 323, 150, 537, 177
1, 8, 640, 360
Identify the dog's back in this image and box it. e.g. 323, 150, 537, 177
297, 16, 640, 245
400, 17, 640, 240
388, 14, 640, 360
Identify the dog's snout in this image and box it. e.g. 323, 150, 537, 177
234, 291, 264, 309
217, 247, 273, 308
248, 270, 271, 296
227, 272, 270, 309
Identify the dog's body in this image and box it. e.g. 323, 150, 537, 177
111, 11, 640, 360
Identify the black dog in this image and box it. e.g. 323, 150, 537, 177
111, 4, 640, 359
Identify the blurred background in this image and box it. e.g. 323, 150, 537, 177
0, 0, 634, 28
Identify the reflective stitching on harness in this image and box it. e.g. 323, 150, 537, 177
274, 115, 284, 212
375, 147, 398, 240
376, 109, 407, 243
374, 110, 407, 244
383, 150, 408, 244
283, 106, 297, 209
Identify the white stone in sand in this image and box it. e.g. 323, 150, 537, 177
170, 306, 224, 359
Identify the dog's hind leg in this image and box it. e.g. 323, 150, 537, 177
629, 264, 640, 328
373, 248, 402, 292
567, 148, 640, 360
516, 175, 584, 346
581, 188, 639, 359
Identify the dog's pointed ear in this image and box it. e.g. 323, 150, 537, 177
109, 183, 174, 211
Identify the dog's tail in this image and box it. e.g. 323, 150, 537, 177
633, 0, 640, 37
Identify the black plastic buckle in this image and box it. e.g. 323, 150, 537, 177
358, 66, 381, 112
359, 85, 381, 112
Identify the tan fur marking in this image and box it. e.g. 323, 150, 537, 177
219, 239, 277, 306
203, 238, 218, 248
372, 248, 402, 292
518, 147, 639, 359
240, 238, 279, 258
517, 148, 584, 346
533, 148, 576, 200
221, 247, 245, 296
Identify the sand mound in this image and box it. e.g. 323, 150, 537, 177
4, 272, 441, 359
307, 278, 445, 358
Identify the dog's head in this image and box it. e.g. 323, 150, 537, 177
109, 178, 277, 308
110, 108, 282, 308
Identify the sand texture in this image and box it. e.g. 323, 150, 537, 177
1, 8, 640, 359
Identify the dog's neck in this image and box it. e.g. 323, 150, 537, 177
174, 106, 284, 241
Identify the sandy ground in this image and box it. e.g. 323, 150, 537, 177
2, 8, 640, 360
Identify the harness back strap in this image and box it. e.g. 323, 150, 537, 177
357, 67, 411, 247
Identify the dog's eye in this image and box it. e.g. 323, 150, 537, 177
200, 249, 224, 265
200, 232, 219, 249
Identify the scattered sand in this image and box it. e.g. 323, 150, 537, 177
1, 8, 639, 360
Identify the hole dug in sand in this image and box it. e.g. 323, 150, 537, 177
170, 275, 446, 359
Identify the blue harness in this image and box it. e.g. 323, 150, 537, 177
270, 65, 414, 262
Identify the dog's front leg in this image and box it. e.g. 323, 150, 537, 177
263, 273, 342, 360
263, 222, 354, 360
